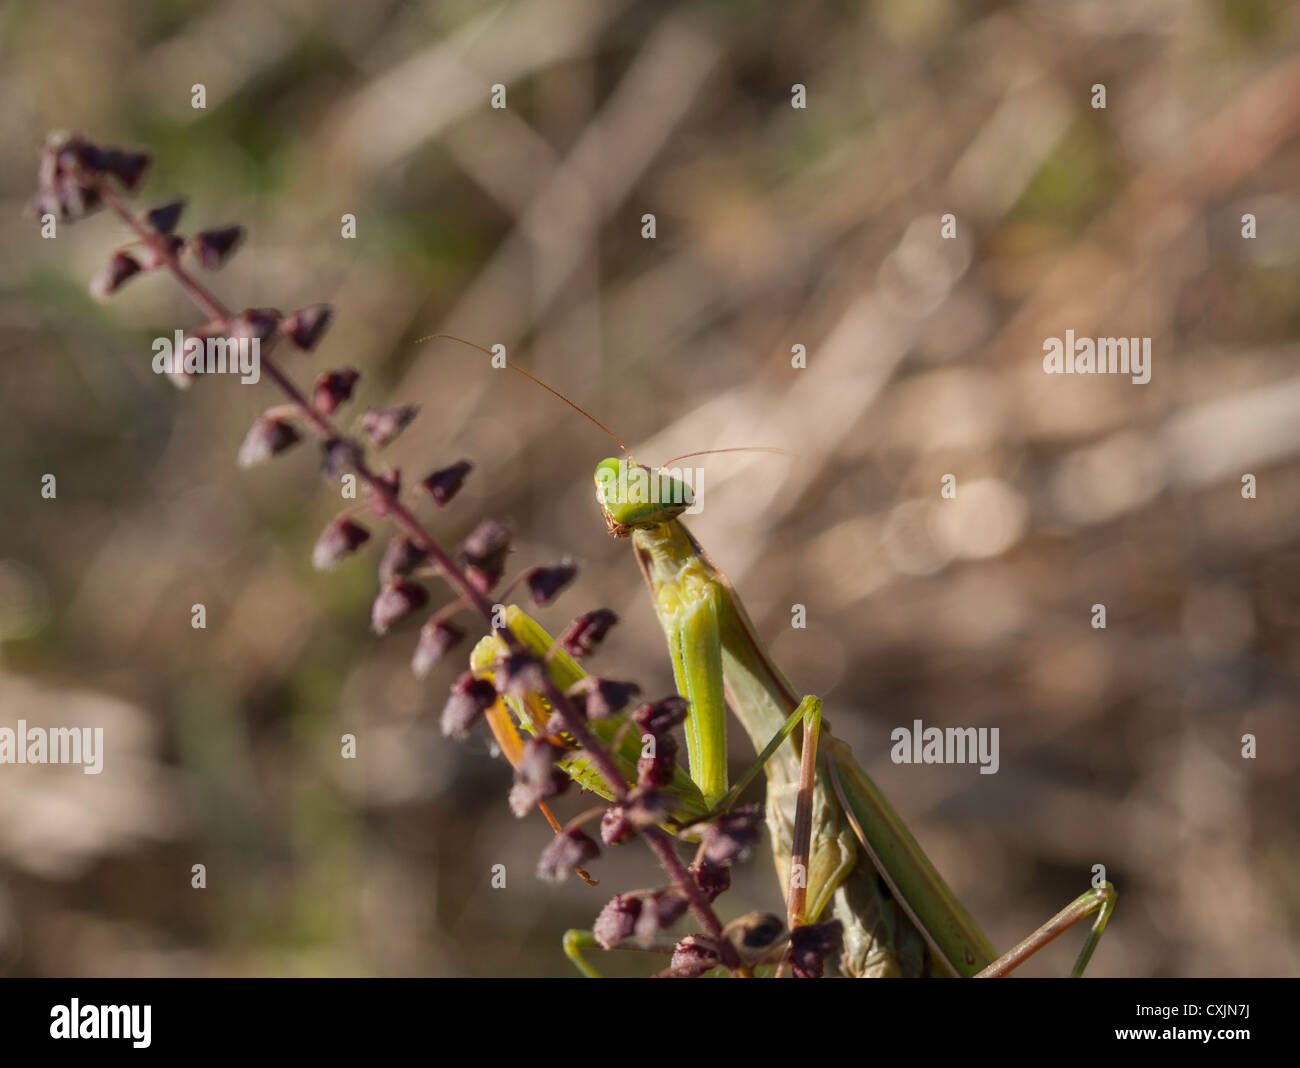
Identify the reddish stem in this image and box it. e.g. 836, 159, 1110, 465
93, 176, 743, 975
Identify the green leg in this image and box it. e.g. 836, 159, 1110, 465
563, 929, 604, 978
974, 882, 1117, 978
685, 695, 817, 822
665, 586, 729, 806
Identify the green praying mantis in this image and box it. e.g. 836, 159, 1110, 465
446, 338, 1115, 978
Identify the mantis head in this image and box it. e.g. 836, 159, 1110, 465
594, 457, 694, 537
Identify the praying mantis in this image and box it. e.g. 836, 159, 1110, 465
440, 337, 1116, 977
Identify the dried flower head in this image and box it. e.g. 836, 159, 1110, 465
524, 561, 578, 606
441, 672, 497, 739
360, 405, 419, 449
411, 618, 465, 678
191, 225, 245, 269
461, 518, 511, 593
559, 609, 617, 658
494, 650, 548, 700
313, 369, 360, 415
788, 919, 844, 979
567, 677, 640, 720
281, 304, 333, 351
422, 460, 473, 507
508, 738, 570, 816
634, 889, 688, 945
237, 414, 300, 468
690, 859, 731, 903
312, 516, 371, 570
364, 467, 401, 517
89, 250, 142, 299
537, 827, 599, 883
699, 804, 763, 865
370, 579, 429, 634
633, 696, 690, 737
144, 199, 184, 234
667, 935, 721, 978
379, 536, 428, 583
636, 731, 679, 789
593, 893, 641, 948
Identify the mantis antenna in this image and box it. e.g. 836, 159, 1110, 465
416, 333, 783, 467
660, 446, 788, 467
415, 333, 630, 457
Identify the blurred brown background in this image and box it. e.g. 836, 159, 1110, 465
1, 0, 1298, 977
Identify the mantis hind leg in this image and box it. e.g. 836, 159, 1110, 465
974, 881, 1117, 978
563, 929, 604, 978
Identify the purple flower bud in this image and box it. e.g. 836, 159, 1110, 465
789, 918, 844, 979
593, 893, 642, 948
237, 415, 300, 468
524, 560, 578, 606
441, 672, 497, 739
460, 519, 510, 593
600, 791, 664, 845
495, 651, 548, 700
360, 405, 419, 449
281, 304, 333, 351
311, 516, 371, 570
566, 677, 640, 720
144, 199, 184, 234
634, 889, 688, 946
60, 136, 103, 171
370, 580, 429, 634
191, 225, 245, 269
537, 827, 599, 883
34, 134, 113, 219
421, 460, 473, 507
56, 175, 102, 218
140, 234, 184, 270
365, 467, 401, 517
322, 438, 360, 476
516, 737, 565, 788
668, 935, 721, 978
313, 369, 360, 415
690, 860, 731, 903
509, 739, 570, 816
99, 147, 151, 190
633, 696, 689, 737
558, 609, 617, 659
508, 772, 569, 817
600, 806, 633, 846
89, 251, 142, 299
231, 307, 282, 341
411, 618, 465, 678
623, 789, 668, 829
637, 732, 679, 789
379, 536, 428, 583
699, 804, 763, 865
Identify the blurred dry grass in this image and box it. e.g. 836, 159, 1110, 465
1, 0, 1298, 976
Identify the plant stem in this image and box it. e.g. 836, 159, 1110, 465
94, 178, 743, 974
